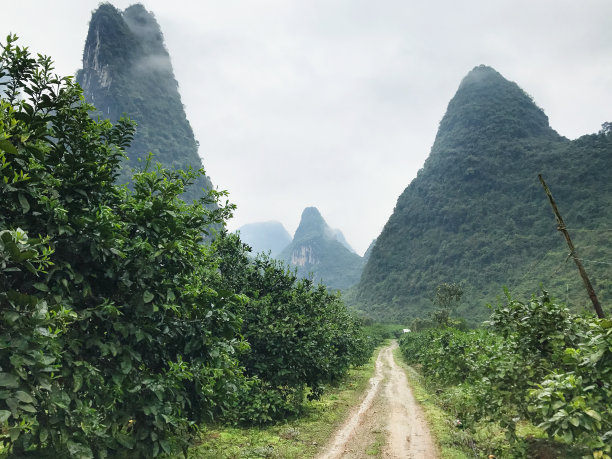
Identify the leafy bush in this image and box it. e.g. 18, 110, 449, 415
529, 317, 612, 455
0, 34, 373, 456
214, 233, 372, 423
0, 35, 243, 457
399, 291, 611, 456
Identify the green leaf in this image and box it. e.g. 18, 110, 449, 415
159, 439, 171, 454
585, 409, 601, 421
0, 139, 17, 155
18, 193, 30, 213
562, 430, 573, 442
569, 416, 580, 427
9, 427, 20, 442
15, 390, 34, 404
3, 311, 20, 323
0, 410, 11, 422
143, 290, 154, 303
120, 358, 132, 374
110, 247, 126, 258
0, 372, 19, 388
116, 432, 135, 449
33, 282, 49, 292
20, 404, 36, 413
73, 373, 83, 392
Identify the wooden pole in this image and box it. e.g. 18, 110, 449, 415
538, 174, 605, 318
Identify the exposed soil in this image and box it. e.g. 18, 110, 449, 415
317, 341, 438, 459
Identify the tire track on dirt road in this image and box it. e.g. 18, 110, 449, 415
316, 340, 438, 458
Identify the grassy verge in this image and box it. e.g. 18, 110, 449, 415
183, 346, 381, 458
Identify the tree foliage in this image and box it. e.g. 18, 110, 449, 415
400, 291, 611, 457
0, 35, 243, 457
0, 35, 371, 456
213, 233, 372, 423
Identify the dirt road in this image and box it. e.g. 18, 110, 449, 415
317, 341, 438, 459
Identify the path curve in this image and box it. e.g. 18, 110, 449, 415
317, 340, 438, 458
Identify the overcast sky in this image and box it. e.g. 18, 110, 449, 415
3, 1, 611, 254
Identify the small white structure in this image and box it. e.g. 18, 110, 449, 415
402, 328, 411, 333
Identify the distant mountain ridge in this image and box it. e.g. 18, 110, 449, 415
237, 221, 292, 257
355, 65, 612, 323
77, 3, 213, 201
279, 207, 364, 291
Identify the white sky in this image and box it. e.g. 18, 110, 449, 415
2, 1, 611, 255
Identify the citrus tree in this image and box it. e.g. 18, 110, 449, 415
1, 35, 243, 458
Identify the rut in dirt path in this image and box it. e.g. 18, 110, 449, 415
317, 340, 438, 459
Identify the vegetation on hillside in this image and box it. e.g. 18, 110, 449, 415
279, 207, 364, 291
76, 4, 213, 202
355, 65, 612, 323
0, 36, 369, 457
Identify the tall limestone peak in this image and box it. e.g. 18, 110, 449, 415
291, 207, 356, 253
293, 207, 331, 241
437, 65, 553, 143
279, 207, 364, 291
354, 66, 612, 323
77, 3, 213, 201
122, 4, 167, 54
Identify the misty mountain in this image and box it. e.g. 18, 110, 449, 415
332, 228, 357, 254
279, 207, 364, 291
354, 65, 612, 323
237, 221, 292, 257
77, 3, 213, 201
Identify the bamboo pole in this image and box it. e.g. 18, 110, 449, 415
538, 174, 605, 318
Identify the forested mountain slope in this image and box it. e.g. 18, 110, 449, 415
355, 65, 612, 323
77, 3, 213, 201
279, 207, 364, 291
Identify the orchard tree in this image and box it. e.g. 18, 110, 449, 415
431, 282, 464, 326
0, 35, 243, 457
213, 233, 372, 423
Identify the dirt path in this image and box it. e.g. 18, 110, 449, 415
317, 341, 438, 459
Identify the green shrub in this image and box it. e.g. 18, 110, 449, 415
399, 291, 611, 456
0, 35, 242, 457
213, 233, 372, 423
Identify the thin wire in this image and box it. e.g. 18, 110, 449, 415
579, 258, 612, 266
517, 248, 553, 284
565, 227, 612, 233
546, 253, 572, 282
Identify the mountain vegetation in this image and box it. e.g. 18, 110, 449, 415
0, 36, 370, 457
355, 65, 612, 323
279, 207, 364, 291
76, 3, 213, 202
236, 221, 292, 257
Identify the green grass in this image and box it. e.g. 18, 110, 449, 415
365, 428, 385, 456
183, 346, 381, 458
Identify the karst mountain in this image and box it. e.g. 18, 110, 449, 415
77, 3, 213, 201
354, 65, 612, 323
279, 207, 364, 291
